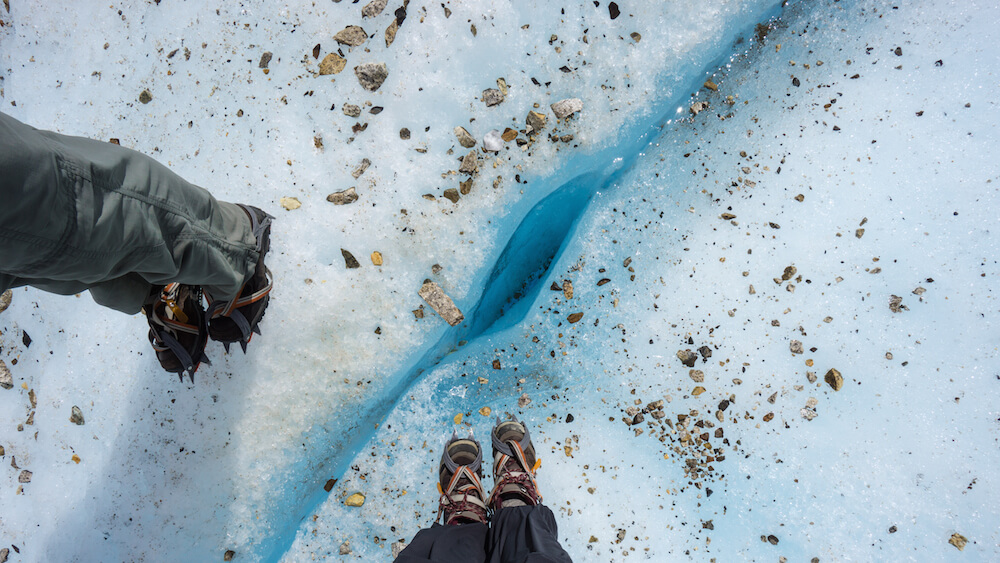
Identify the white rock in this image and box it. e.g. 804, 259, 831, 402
0, 359, 12, 390
550, 98, 583, 119
483, 130, 503, 152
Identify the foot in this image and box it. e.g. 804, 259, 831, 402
488, 416, 541, 511
438, 431, 489, 525
206, 204, 274, 353
145, 283, 210, 382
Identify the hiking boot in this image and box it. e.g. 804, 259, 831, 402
206, 204, 274, 353
145, 283, 210, 382
488, 416, 541, 511
437, 431, 489, 525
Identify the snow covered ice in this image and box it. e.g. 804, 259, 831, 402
1, 0, 998, 561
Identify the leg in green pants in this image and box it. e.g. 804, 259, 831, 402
0, 111, 259, 314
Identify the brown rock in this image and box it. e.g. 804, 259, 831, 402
677, 349, 698, 367
319, 53, 346, 75
327, 187, 359, 205
704, 80, 718, 91
371, 251, 383, 266
459, 151, 479, 174
454, 126, 476, 148
824, 368, 843, 391
949, 533, 968, 551
501, 128, 518, 142
459, 179, 473, 195
0, 289, 11, 314
224, 550, 235, 561
689, 370, 704, 383
18, 469, 31, 483
419, 280, 464, 326
0, 359, 12, 390
385, 19, 400, 47
354, 62, 388, 91
335, 26, 369, 46
139, 89, 153, 104
258, 52, 273, 69
482, 88, 504, 107
341, 249, 361, 269
443, 188, 460, 203
562, 280, 574, 299
362, 0, 388, 18
70, 406, 85, 425
567, 312, 583, 323
526, 111, 547, 134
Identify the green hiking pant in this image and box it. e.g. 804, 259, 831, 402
0, 111, 259, 314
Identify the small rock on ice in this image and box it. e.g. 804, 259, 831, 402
327, 187, 359, 205
70, 406, 85, 425
949, 533, 968, 551
258, 52, 272, 69
454, 126, 476, 148
789, 340, 804, 354
335, 26, 369, 46
676, 349, 698, 368
418, 280, 464, 326
526, 111, 547, 134
18, 469, 32, 483
0, 359, 12, 389
824, 368, 843, 391
550, 98, 583, 119
0, 289, 11, 314
345, 492, 366, 507
518, 394, 532, 407
482, 88, 504, 107
355, 62, 388, 91
362, 0, 387, 18
483, 130, 503, 152
319, 53, 346, 75
341, 249, 361, 269
391, 540, 407, 558
343, 104, 361, 117
351, 158, 371, 178
459, 151, 479, 174
339, 540, 352, 555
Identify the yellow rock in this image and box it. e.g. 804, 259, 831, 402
371, 251, 383, 266
319, 53, 346, 75
949, 533, 968, 551
704, 80, 718, 91
345, 493, 365, 507
479, 406, 492, 417
692, 386, 706, 396
453, 413, 463, 424
280, 197, 301, 210
563, 445, 573, 457
72, 454, 81, 464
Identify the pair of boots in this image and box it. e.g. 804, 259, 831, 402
438, 417, 542, 526
144, 205, 273, 382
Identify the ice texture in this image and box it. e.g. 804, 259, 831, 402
1, 0, 998, 562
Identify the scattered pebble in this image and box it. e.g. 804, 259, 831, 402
562, 280, 574, 299
355, 62, 388, 91
139, 89, 153, 104
224, 550, 235, 561
690, 101, 709, 115
343, 104, 361, 117
345, 492, 366, 507
526, 110, 547, 134
949, 533, 968, 551
0, 289, 11, 314
418, 280, 464, 326
351, 158, 371, 178
442, 188, 460, 203
0, 359, 12, 390
339, 540, 352, 555
630, 32, 641, 42
327, 187, 359, 205
459, 151, 479, 174
280, 197, 301, 210
319, 53, 346, 75
567, 312, 583, 323
362, 0, 387, 18
889, 294, 908, 313
18, 469, 31, 483
453, 126, 476, 148
704, 80, 718, 91
689, 370, 704, 383
677, 349, 698, 368
371, 251, 383, 266
790, 340, 804, 355
391, 540, 407, 558
399, 128, 411, 140
341, 249, 361, 269
335, 26, 369, 47
518, 393, 532, 407
824, 368, 843, 391
258, 52, 272, 69
550, 98, 583, 119
70, 406, 85, 425
482, 88, 504, 107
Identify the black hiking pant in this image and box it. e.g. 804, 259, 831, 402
395, 505, 572, 563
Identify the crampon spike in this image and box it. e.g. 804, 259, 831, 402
252, 326, 262, 336
222, 342, 231, 354
239, 339, 248, 353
